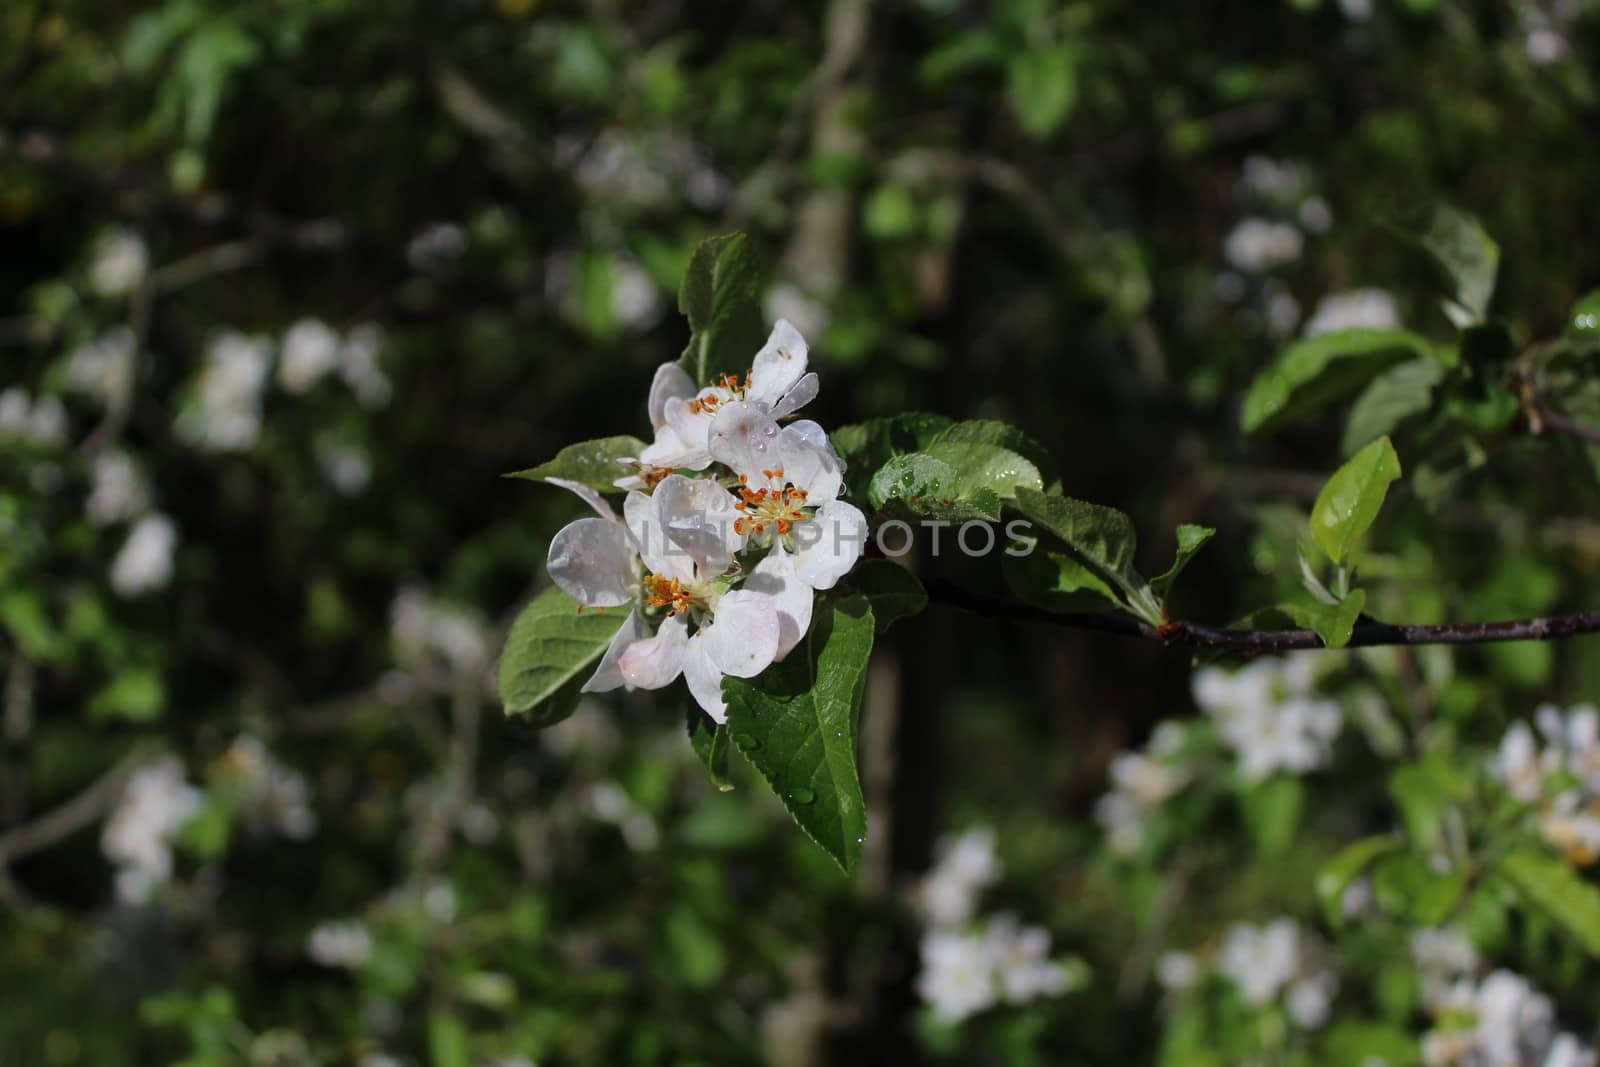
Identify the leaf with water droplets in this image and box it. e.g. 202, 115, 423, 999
505, 435, 647, 492
723, 597, 874, 873
677, 233, 768, 387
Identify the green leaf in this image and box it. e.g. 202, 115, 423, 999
1238, 775, 1303, 857
1495, 849, 1600, 956
1242, 329, 1435, 436
1150, 525, 1215, 600
1285, 588, 1366, 649
677, 233, 767, 387
428, 1011, 471, 1067
832, 412, 954, 498
866, 441, 1041, 521
505, 435, 647, 492
1012, 487, 1162, 625
1317, 836, 1402, 926
1003, 549, 1123, 615
927, 418, 1059, 486
497, 587, 627, 725
687, 710, 735, 792
1388, 756, 1468, 853
1007, 46, 1078, 139
1392, 203, 1500, 322
1311, 436, 1402, 565
1372, 852, 1467, 926
841, 560, 928, 633
1341, 359, 1446, 456
724, 598, 875, 872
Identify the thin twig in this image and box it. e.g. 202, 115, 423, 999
0, 748, 151, 865
926, 579, 1600, 654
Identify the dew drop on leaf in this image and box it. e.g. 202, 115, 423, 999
789, 787, 816, 804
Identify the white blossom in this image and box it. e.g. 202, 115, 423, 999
317, 440, 372, 495
1303, 289, 1401, 338
277, 318, 342, 393
89, 228, 149, 296
1215, 918, 1337, 1029
339, 323, 392, 409
764, 283, 830, 341
1411, 927, 1479, 1011
915, 827, 1001, 927
1420, 969, 1594, 1067
390, 587, 491, 677
586, 782, 660, 852
224, 735, 317, 840
406, 221, 468, 271
86, 450, 151, 526
176, 331, 273, 452
1489, 705, 1600, 866
915, 915, 1080, 1024
1193, 654, 1342, 782
1156, 951, 1200, 992
1095, 740, 1190, 857
110, 512, 178, 597
1223, 218, 1304, 273
0, 388, 68, 447
65, 328, 136, 406
308, 920, 373, 969
102, 755, 204, 904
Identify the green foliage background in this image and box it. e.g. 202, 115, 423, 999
4, 0, 1600, 1063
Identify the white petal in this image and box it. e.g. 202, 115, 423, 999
747, 319, 809, 407
792, 501, 867, 591
547, 517, 635, 607
707, 400, 783, 484
770, 372, 819, 420
654, 473, 744, 573
777, 420, 844, 504
647, 362, 695, 431
638, 419, 711, 471
701, 589, 779, 678
546, 476, 617, 520
683, 634, 728, 723
582, 608, 650, 693
746, 550, 814, 661
618, 613, 689, 689
624, 491, 693, 582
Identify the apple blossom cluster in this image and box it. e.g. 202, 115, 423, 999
100, 755, 205, 904
1490, 703, 1600, 866
1193, 653, 1343, 783
911, 828, 1084, 1024
1094, 721, 1191, 857
222, 735, 318, 841
1158, 918, 1338, 1031
544, 320, 868, 721
1417, 955, 1596, 1067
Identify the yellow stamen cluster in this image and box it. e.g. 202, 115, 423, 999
643, 574, 693, 615
733, 470, 809, 536
685, 371, 751, 415
626, 460, 673, 490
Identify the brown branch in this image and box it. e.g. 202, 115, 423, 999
1517, 375, 1600, 445
926, 579, 1600, 654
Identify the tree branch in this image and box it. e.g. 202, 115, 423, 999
925, 579, 1600, 654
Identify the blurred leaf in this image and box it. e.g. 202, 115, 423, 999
1373, 852, 1467, 925
505, 435, 647, 492
1311, 436, 1402, 565
841, 559, 928, 632
427, 1011, 471, 1067
864, 183, 919, 239
1568, 289, 1600, 354
1238, 775, 1303, 857
724, 598, 874, 872
1242, 329, 1435, 436
1341, 359, 1446, 456
1391, 203, 1500, 322
1495, 850, 1600, 956
1012, 488, 1162, 624
88, 668, 166, 723
497, 588, 627, 724
1322, 1021, 1421, 1067
1007, 46, 1078, 139
1317, 836, 1402, 926
677, 233, 767, 388
1150, 525, 1215, 601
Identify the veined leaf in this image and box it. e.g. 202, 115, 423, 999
498, 587, 627, 725
505, 435, 647, 492
1150, 525, 1216, 601
1495, 849, 1600, 956
1341, 359, 1445, 457
1285, 588, 1366, 649
1392, 203, 1500, 323
1012, 487, 1162, 625
1242, 329, 1435, 436
867, 441, 1041, 521
724, 598, 875, 872
677, 233, 767, 387
928, 418, 1059, 486
1311, 436, 1402, 565
833, 412, 954, 498
1003, 549, 1122, 615
841, 559, 928, 633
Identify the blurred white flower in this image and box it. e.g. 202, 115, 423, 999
1223, 218, 1303, 272
1241, 157, 1307, 202
765, 283, 831, 341
277, 318, 342, 393
917, 929, 998, 1022
1216, 918, 1336, 1029
0, 388, 68, 447
984, 914, 1076, 1004
308, 919, 373, 969
1421, 968, 1593, 1067
422, 881, 458, 924
224, 735, 317, 840
1526, 28, 1569, 64
915, 827, 1001, 927
316, 440, 372, 495
1339, 0, 1374, 18
1490, 705, 1600, 865
1411, 927, 1478, 1011
339, 323, 392, 409
611, 258, 663, 332
1298, 196, 1334, 233
86, 450, 151, 526
1095, 744, 1189, 857
1265, 283, 1302, 338
1302, 289, 1401, 338
177, 331, 273, 452
110, 512, 178, 597
390, 586, 491, 678
102, 755, 204, 904
65, 328, 136, 407
1194, 654, 1341, 782
89, 228, 149, 297
1156, 950, 1199, 992
407, 221, 468, 271
586, 782, 660, 852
